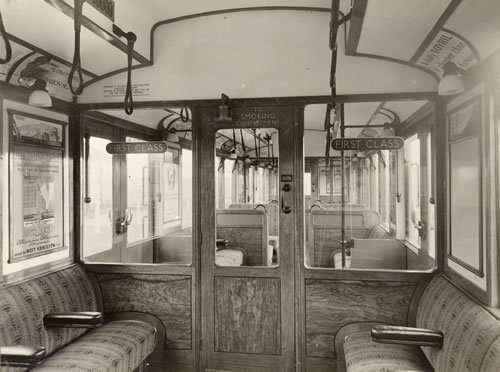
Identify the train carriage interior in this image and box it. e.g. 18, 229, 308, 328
0, 0, 499, 371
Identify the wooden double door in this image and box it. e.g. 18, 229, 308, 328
197, 103, 299, 371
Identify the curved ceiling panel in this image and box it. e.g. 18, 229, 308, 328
356, 0, 452, 61
79, 11, 436, 103
445, 0, 500, 60
113, 0, 336, 58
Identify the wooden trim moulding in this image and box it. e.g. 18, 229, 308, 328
304, 268, 434, 282
83, 263, 194, 275
77, 92, 438, 111
83, 110, 159, 138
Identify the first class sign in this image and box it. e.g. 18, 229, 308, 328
332, 137, 404, 151
106, 141, 168, 154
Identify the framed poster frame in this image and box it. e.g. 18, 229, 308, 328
8, 110, 67, 263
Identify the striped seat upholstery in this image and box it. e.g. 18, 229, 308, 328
0, 265, 156, 372
30, 320, 156, 372
416, 276, 500, 372
343, 275, 500, 372
344, 331, 432, 372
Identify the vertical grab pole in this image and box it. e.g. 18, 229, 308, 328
83, 133, 91, 204
340, 104, 346, 268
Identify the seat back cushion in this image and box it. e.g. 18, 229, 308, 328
0, 265, 99, 356
416, 275, 500, 372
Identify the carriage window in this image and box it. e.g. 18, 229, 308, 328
215, 128, 279, 267
82, 136, 113, 258
82, 108, 193, 265
404, 134, 421, 248
303, 103, 435, 271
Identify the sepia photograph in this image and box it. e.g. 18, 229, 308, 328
0, 1, 499, 371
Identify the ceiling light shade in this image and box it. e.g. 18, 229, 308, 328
244, 157, 252, 164
438, 62, 465, 96
215, 93, 232, 122
28, 79, 52, 107
229, 151, 237, 160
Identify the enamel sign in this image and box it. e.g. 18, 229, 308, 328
106, 141, 168, 154
332, 137, 404, 151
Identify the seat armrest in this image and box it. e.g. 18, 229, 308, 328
43, 312, 104, 328
371, 325, 443, 347
0, 345, 46, 368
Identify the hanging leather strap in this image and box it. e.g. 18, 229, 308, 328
124, 32, 136, 115
0, 12, 12, 64
180, 107, 190, 122
69, 0, 85, 95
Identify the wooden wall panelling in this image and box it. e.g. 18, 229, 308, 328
306, 356, 338, 372
305, 279, 416, 359
214, 277, 281, 355
94, 273, 192, 350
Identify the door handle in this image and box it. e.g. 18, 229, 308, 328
281, 183, 291, 214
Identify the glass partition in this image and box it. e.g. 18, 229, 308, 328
304, 102, 436, 271
82, 108, 193, 264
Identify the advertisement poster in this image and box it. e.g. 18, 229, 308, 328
8, 110, 67, 263
10, 145, 65, 262
163, 149, 180, 223
11, 111, 64, 147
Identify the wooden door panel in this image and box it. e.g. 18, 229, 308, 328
198, 103, 296, 371
215, 277, 281, 354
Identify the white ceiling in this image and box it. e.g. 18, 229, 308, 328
1, 0, 499, 105
78, 11, 437, 103
357, 0, 452, 61
446, 0, 500, 59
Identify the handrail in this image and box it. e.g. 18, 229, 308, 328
0, 12, 12, 64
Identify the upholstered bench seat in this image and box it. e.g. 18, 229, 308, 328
28, 320, 156, 372
339, 275, 500, 372
1, 265, 157, 371
344, 331, 433, 372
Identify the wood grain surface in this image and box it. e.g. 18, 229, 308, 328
305, 279, 416, 358
214, 276, 281, 355
95, 273, 192, 349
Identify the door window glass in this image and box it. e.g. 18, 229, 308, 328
214, 128, 279, 267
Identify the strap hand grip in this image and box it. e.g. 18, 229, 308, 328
281, 183, 291, 214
